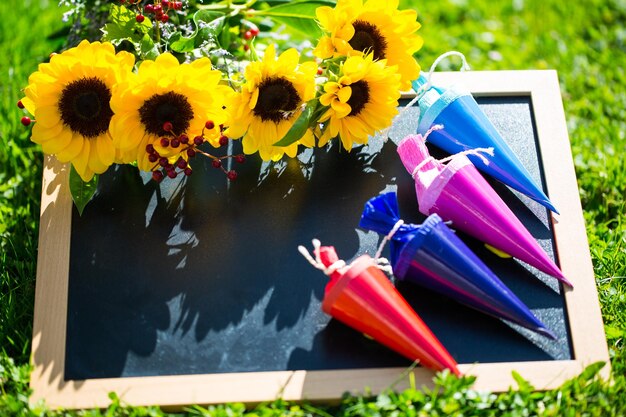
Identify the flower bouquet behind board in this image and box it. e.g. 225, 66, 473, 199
19, 0, 423, 212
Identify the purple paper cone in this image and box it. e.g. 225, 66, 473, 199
397, 134, 571, 286
359, 192, 555, 338
412, 75, 558, 213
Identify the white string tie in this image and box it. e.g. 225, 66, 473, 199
298, 239, 348, 276
374, 219, 405, 259
411, 146, 495, 179
381, 51, 470, 142
298, 235, 398, 277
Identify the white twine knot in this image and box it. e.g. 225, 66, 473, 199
381, 51, 470, 142
411, 145, 495, 179
374, 219, 404, 259
298, 239, 348, 276
298, 233, 399, 278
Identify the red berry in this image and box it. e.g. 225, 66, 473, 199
171, 138, 180, 148
212, 159, 222, 169
167, 169, 178, 179
162, 0, 169, 7
146, 143, 155, 154
163, 121, 173, 132
159, 157, 169, 167
187, 148, 196, 157
174, 1, 183, 10
161, 14, 169, 23
176, 158, 187, 169
235, 154, 246, 164
219, 135, 229, 146
154, 4, 162, 12
145, 4, 154, 13
227, 170, 238, 181
193, 136, 204, 146
160, 137, 170, 147
21, 116, 31, 126
152, 170, 164, 182
17, 100, 24, 109
184, 167, 193, 176
205, 120, 214, 130
179, 134, 189, 144
243, 30, 253, 40
250, 27, 259, 36
243, 44, 250, 52
148, 154, 159, 163
136, 14, 145, 23
317, 67, 323, 75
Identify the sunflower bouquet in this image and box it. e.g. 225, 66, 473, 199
19, 0, 422, 211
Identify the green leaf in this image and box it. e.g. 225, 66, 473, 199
169, 32, 197, 53
511, 370, 535, 392
169, 10, 225, 53
140, 34, 159, 60
101, 4, 153, 45
69, 166, 98, 216
605, 325, 624, 339
273, 102, 316, 147
255, 0, 334, 37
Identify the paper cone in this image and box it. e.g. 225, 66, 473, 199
360, 192, 557, 338
317, 245, 460, 375
397, 135, 570, 286
412, 75, 558, 213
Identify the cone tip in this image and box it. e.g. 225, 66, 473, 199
536, 327, 558, 340
540, 198, 560, 214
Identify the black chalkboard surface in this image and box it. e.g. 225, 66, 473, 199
64, 97, 572, 381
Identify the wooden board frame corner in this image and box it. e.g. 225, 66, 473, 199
30, 70, 610, 410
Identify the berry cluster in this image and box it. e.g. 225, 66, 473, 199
122, 0, 183, 24
241, 24, 260, 52
17, 100, 33, 126
147, 120, 245, 183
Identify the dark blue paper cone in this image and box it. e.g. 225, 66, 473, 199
360, 193, 555, 338
412, 76, 558, 213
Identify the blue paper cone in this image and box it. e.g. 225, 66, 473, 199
360, 192, 555, 338
412, 75, 558, 213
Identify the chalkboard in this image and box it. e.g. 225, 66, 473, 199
31, 71, 609, 409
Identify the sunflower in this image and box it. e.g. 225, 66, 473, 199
225, 44, 317, 161
20, 40, 134, 181
318, 54, 401, 151
313, 0, 422, 90
110, 53, 232, 171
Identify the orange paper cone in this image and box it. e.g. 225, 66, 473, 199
315, 245, 460, 376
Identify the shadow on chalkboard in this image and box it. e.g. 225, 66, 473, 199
64, 140, 402, 380
50, 96, 571, 384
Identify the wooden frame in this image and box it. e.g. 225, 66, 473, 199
30, 70, 610, 409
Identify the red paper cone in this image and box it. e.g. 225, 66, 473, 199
317, 246, 461, 376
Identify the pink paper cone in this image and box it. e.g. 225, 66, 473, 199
397, 134, 570, 286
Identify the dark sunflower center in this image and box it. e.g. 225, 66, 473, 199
347, 80, 370, 116
253, 77, 301, 123
139, 91, 194, 136
58, 77, 113, 138
349, 20, 387, 60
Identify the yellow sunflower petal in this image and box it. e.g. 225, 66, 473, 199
56, 134, 84, 163
87, 140, 109, 174
40, 128, 72, 154
95, 136, 116, 167
34, 105, 61, 128
31, 119, 64, 143
331, 100, 351, 118
337, 86, 352, 103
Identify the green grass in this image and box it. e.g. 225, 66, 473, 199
1, 0, 625, 415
